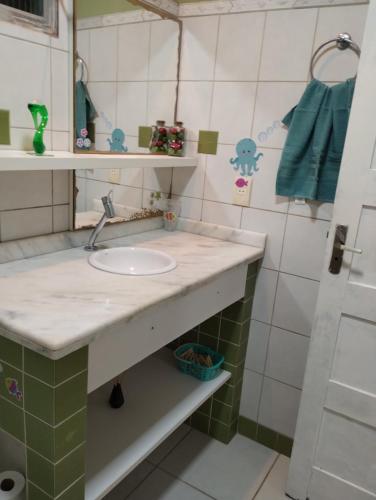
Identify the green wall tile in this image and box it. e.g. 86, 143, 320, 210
222, 361, 244, 385
247, 261, 259, 278
138, 126, 152, 148
24, 375, 54, 424
0, 336, 22, 368
27, 448, 54, 496
211, 400, 233, 425
209, 419, 236, 444
0, 396, 25, 441
222, 300, 252, 323
0, 109, 10, 145
238, 416, 257, 440
28, 482, 52, 500
276, 434, 294, 457
55, 372, 87, 425
198, 333, 218, 351
199, 316, 220, 337
257, 425, 278, 449
55, 348, 88, 386
0, 362, 23, 407
197, 397, 212, 416
55, 409, 87, 461
214, 381, 241, 406
190, 412, 210, 434
198, 130, 219, 155
218, 340, 245, 365
244, 275, 257, 300
24, 350, 54, 385
220, 319, 243, 345
57, 477, 85, 500
55, 444, 85, 496
26, 414, 54, 460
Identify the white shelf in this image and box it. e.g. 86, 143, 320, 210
0, 150, 197, 171
85, 349, 230, 500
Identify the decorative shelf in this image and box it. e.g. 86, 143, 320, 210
0, 150, 198, 171
85, 349, 230, 500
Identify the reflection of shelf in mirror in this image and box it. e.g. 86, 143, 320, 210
0, 150, 198, 171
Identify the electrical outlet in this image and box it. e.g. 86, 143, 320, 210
109, 168, 121, 184
233, 175, 252, 207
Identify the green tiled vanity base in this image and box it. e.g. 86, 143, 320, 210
0, 109, 10, 145
0, 337, 88, 500
176, 261, 260, 444
238, 416, 294, 458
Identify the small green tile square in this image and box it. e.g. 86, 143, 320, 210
198, 333, 218, 351
238, 416, 257, 440
0, 362, 23, 407
28, 482, 52, 500
199, 315, 220, 337
190, 411, 210, 434
220, 319, 243, 345
0, 396, 25, 441
58, 477, 85, 500
247, 261, 260, 279
24, 349, 54, 385
55, 444, 85, 496
244, 275, 257, 300
222, 361, 244, 385
0, 109, 10, 145
55, 347, 88, 385
276, 433, 294, 457
55, 371, 88, 425
218, 340, 245, 365
257, 425, 278, 450
209, 419, 236, 444
0, 336, 22, 368
211, 400, 233, 425
24, 375, 54, 424
198, 130, 219, 155
214, 383, 237, 406
222, 300, 252, 323
138, 126, 152, 148
27, 448, 54, 496
197, 397, 212, 416
55, 408, 86, 461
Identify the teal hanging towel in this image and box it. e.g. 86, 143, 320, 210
276, 78, 355, 203
75, 80, 97, 139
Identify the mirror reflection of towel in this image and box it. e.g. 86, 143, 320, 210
75, 81, 97, 138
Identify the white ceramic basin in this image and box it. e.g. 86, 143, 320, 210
88, 247, 177, 276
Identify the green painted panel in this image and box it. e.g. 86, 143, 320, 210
0, 110, 10, 145
0, 336, 22, 368
76, 0, 141, 19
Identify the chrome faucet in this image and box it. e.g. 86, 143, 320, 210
84, 190, 115, 251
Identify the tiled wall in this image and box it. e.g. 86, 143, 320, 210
0, 1, 72, 242
170, 4, 368, 438
75, 18, 179, 213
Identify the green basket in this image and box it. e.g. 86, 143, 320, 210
174, 343, 224, 381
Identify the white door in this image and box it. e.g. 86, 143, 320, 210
286, 2, 376, 499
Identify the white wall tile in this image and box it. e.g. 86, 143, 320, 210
53, 171, 70, 205
215, 12, 265, 81
117, 82, 148, 137
180, 16, 219, 80
53, 205, 70, 233
272, 273, 319, 336
288, 199, 333, 221
265, 327, 310, 389
240, 369, 263, 421
143, 168, 173, 193
172, 142, 206, 199
88, 82, 117, 134
177, 82, 213, 141
252, 268, 278, 324
89, 27, 117, 82
120, 168, 143, 189
202, 200, 242, 228
149, 20, 179, 81
313, 5, 368, 82
259, 9, 317, 81
52, 132, 70, 151
258, 377, 301, 437
51, 0, 72, 52
204, 144, 238, 204
51, 50, 69, 131
280, 215, 329, 280
0, 35, 51, 129
118, 23, 150, 82
250, 148, 289, 213
147, 82, 177, 126
173, 196, 203, 220
252, 82, 306, 149
241, 208, 287, 270
0, 207, 52, 242
0, 172, 52, 210
76, 30, 90, 79
210, 82, 256, 145
245, 320, 271, 374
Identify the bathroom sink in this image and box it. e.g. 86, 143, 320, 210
88, 247, 177, 275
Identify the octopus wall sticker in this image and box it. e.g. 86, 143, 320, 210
230, 138, 263, 177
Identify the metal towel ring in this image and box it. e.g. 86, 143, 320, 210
310, 32, 361, 80
76, 51, 88, 83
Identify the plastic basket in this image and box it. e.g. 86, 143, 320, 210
173, 343, 224, 381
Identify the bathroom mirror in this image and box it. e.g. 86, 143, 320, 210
73, 0, 181, 229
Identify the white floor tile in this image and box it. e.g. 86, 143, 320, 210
147, 425, 192, 466
160, 431, 277, 500
104, 461, 154, 500
254, 455, 290, 500
127, 468, 212, 500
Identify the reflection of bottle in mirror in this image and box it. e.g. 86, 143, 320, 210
167, 121, 185, 157
149, 120, 168, 153
163, 199, 181, 231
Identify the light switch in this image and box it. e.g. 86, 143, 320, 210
108, 169, 121, 184
233, 175, 252, 207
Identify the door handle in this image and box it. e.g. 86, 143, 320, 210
329, 225, 362, 274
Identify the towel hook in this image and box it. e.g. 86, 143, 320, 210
76, 51, 88, 83
310, 32, 361, 80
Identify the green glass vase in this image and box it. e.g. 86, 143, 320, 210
28, 103, 48, 155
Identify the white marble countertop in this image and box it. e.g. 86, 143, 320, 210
0, 223, 265, 358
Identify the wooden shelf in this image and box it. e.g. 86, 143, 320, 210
0, 150, 197, 171
85, 349, 230, 500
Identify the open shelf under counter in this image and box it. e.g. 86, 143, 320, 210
0, 150, 198, 171
85, 349, 230, 500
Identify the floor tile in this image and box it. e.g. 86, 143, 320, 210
127, 468, 213, 500
160, 430, 277, 500
254, 455, 290, 500
147, 425, 192, 466
104, 461, 154, 500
